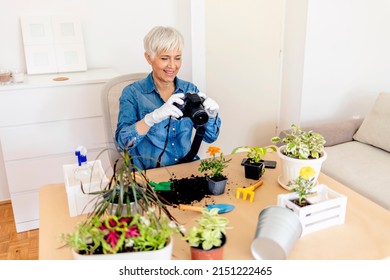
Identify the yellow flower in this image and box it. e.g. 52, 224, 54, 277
207, 146, 221, 157
299, 166, 316, 180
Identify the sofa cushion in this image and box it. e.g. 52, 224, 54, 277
322, 141, 390, 210
353, 92, 390, 152
304, 119, 363, 147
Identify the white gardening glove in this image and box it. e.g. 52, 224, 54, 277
198, 92, 219, 118
144, 93, 184, 126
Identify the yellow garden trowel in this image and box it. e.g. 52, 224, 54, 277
236, 180, 264, 203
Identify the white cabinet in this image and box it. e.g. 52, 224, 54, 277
0, 68, 118, 232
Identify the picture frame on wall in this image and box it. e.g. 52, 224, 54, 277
21, 16, 87, 75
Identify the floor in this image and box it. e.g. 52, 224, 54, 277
0, 201, 39, 260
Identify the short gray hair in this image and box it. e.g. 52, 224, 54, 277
144, 26, 184, 58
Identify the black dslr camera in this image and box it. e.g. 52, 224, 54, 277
174, 93, 209, 126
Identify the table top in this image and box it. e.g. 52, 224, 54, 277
39, 152, 390, 260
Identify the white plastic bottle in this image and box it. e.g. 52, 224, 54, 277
74, 146, 92, 182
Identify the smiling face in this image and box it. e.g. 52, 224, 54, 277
145, 49, 182, 85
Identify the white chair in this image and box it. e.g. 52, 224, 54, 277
100, 73, 148, 168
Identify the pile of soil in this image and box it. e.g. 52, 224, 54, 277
156, 174, 212, 205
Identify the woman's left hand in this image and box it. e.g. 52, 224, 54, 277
198, 92, 219, 118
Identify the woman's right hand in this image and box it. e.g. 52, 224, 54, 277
144, 93, 185, 126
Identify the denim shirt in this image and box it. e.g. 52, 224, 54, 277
115, 73, 221, 170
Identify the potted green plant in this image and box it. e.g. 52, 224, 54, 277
82, 148, 176, 218
277, 165, 347, 235
286, 166, 316, 207
271, 124, 327, 189
271, 124, 326, 160
62, 208, 181, 260
62, 148, 182, 259
198, 146, 231, 195
182, 208, 231, 260
231, 145, 277, 180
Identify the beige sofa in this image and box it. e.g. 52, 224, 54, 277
305, 92, 390, 211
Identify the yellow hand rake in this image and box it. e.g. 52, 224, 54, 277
236, 180, 264, 203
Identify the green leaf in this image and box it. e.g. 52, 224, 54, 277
274, 124, 325, 159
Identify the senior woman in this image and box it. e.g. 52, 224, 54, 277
115, 26, 221, 170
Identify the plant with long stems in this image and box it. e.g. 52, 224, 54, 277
63, 147, 184, 255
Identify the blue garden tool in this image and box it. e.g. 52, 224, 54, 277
178, 203, 235, 214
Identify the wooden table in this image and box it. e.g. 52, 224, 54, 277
39, 152, 390, 260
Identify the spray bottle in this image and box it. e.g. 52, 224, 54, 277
74, 146, 92, 182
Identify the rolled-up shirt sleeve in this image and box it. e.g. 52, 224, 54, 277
203, 115, 221, 143
115, 86, 145, 150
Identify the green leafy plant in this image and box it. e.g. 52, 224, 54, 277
81, 148, 176, 219
63, 148, 182, 255
182, 208, 231, 250
271, 124, 325, 159
198, 146, 231, 179
231, 145, 277, 163
62, 209, 182, 255
287, 166, 316, 206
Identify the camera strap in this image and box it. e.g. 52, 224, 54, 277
155, 118, 172, 168
179, 126, 205, 164
154, 119, 206, 168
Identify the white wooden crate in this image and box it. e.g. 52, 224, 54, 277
277, 184, 347, 235
63, 160, 109, 217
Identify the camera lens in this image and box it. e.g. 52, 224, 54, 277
190, 108, 209, 126
173, 93, 209, 126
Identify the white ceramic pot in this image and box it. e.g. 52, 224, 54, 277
72, 237, 173, 260
277, 146, 327, 190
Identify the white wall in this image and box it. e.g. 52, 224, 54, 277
0, 0, 193, 201
278, 0, 308, 131
204, 0, 284, 155
0, 0, 193, 80
300, 0, 390, 125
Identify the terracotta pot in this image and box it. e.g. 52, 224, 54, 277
190, 235, 226, 260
